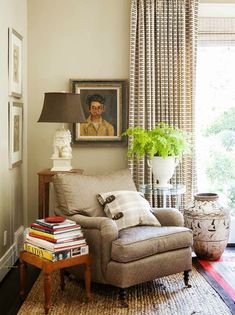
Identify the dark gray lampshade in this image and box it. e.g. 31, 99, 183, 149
38, 92, 86, 123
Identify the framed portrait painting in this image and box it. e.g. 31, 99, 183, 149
8, 28, 23, 98
9, 102, 23, 168
70, 79, 128, 145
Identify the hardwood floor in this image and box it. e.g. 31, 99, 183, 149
1, 247, 234, 315
0, 260, 40, 315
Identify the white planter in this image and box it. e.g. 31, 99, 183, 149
148, 156, 178, 188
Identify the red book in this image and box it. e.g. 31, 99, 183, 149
31, 223, 81, 235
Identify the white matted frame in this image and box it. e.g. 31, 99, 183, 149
9, 102, 23, 168
8, 28, 23, 98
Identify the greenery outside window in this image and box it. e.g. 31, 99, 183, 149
196, 15, 235, 216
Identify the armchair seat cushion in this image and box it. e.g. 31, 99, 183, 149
111, 226, 192, 263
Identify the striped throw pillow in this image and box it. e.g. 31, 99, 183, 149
97, 191, 161, 230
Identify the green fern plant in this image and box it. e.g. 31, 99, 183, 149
123, 122, 190, 159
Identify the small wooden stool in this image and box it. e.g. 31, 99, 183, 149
19, 251, 91, 314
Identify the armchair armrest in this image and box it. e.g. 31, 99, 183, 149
69, 214, 118, 276
152, 207, 184, 227
69, 214, 118, 242
70, 214, 117, 230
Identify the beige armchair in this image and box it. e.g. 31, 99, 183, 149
53, 169, 193, 305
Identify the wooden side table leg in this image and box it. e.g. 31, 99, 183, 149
84, 262, 91, 300
44, 272, 52, 314
19, 260, 27, 298
44, 182, 50, 217
38, 175, 45, 219
60, 269, 65, 291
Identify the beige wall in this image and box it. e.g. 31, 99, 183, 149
0, 0, 27, 258
27, 0, 130, 224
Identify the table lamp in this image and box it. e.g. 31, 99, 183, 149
38, 92, 86, 171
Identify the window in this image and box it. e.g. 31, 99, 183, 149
196, 14, 235, 215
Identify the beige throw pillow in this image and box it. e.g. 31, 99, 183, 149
97, 190, 161, 230
53, 169, 137, 217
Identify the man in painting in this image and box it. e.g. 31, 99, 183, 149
80, 94, 114, 136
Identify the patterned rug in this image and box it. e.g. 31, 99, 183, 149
194, 252, 235, 314
17, 267, 231, 315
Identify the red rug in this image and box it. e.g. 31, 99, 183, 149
194, 251, 235, 313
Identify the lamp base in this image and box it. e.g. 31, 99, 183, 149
51, 157, 72, 171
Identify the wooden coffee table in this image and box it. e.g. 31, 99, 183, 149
19, 251, 91, 314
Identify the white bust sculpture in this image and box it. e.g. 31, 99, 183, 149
52, 129, 72, 159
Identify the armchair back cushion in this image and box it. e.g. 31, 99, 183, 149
53, 169, 136, 217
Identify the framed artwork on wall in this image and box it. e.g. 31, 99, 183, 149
70, 79, 128, 145
8, 28, 23, 98
9, 102, 23, 168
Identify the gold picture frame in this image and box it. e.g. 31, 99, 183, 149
70, 79, 128, 145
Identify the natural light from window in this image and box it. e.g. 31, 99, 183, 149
196, 43, 235, 214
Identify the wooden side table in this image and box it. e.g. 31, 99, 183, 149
19, 251, 91, 314
37, 168, 83, 218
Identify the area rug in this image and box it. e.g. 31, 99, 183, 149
17, 267, 231, 315
194, 251, 235, 314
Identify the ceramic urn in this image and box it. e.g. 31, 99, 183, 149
184, 193, 230, 260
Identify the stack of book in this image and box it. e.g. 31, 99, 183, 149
24, 218, 88, 262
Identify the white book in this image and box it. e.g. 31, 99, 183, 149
26, 234, 86, 251
35, 218, 76, 229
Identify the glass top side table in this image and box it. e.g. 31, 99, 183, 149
139, 184, 186, 209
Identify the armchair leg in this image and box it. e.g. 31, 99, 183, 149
119, 288, 128, 308
184, 270, 192, 288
